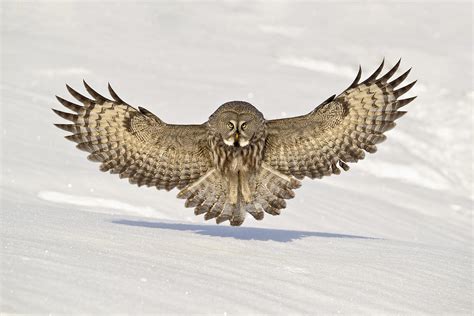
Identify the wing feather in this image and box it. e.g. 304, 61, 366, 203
53, 83, 212, 190
264, 59, 416, 179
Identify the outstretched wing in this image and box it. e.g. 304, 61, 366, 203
264, 59, 417, 179
53, 81, 212, 190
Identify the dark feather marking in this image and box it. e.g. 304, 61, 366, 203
66, 84, 94, 104
348, 65, 362, 89
362, 59, 384, 84
65, 134, 85, 143
56, 96, 83, 113
396, 96, 417, 109
378, 58, 401, 82
52, 109, 78, 122
54, 123, 77, 133
389, 68, 412, 88
339, 160, 350, 171
108, 83, 128, 105
392, 111, 407, 120
83, 80, 112, 103
394, 80, 417, 98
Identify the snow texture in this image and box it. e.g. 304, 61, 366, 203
1, 1, 472, 314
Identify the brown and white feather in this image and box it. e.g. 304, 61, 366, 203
264, 59, 416, 180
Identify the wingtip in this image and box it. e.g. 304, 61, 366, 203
347, 65, 362, 89
379, 58, 403, 82
82, 79, 93, 90
52, 108, 78, 122
388, 68, 413, 88
65, 83, 94, 103
361, 59, 385, 84
82, 80, 111, 103
379, 57, 385, 68
55, 95, 83, 112
107, 82, 128, 105
394, 80, 417, 98
107, 82, 114, 93
54, 123, 76, 133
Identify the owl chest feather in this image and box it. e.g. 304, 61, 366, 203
209, 133, 265, 204
209, 134, 265, 174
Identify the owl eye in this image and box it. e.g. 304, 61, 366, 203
241, 122, 247, 131
227, 122, 234, 130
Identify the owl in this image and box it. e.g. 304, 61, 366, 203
53, 59, 416, 226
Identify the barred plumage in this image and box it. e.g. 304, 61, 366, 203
264, 59, 416, 180
54, 59, 416, 226
54, 82, 212, 191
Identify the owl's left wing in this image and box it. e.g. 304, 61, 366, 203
264, 59, 416, 179
53, 81, 212, 190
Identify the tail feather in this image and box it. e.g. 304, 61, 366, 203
177, 169, 224, 219
177, 164, 301, 226
253, 163, 301, 217
205, 196, 225, 220
243, 202, 264, 221
216, 203, 234, 224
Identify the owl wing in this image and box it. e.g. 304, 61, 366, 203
264, 59, 417, 179
53, 81, 212, 190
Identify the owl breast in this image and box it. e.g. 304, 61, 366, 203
209, 128, 266, 175
208, 127, 266, 205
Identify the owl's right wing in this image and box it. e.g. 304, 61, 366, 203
53, 82, 213, 190
264, 59, 416, 180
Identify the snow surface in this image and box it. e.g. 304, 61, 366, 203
1, 1, 472, 314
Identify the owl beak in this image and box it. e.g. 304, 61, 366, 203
233, 132, 240, 147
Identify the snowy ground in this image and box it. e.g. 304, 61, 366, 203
1, 1, 472, 314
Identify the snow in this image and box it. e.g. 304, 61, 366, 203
37, 190, 171, 219
1, 1, 472, 314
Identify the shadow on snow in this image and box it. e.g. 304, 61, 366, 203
112, 219, 376, 242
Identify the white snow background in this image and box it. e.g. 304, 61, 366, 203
1, 1, 472, 314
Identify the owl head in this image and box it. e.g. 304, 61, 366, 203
208, 101, 265, 147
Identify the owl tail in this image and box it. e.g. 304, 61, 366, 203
245, 163, 302, 221
177, 169, 243, 225
177, 165, 301, 226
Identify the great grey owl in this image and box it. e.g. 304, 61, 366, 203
53, 59, 416, 226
